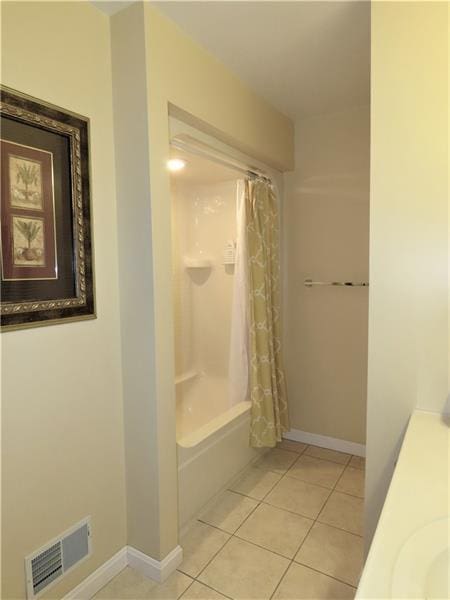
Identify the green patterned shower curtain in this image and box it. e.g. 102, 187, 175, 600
245, 178, 289, 447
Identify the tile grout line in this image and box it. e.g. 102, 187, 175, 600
281, 472, 363, 496
178, 533, 234, 599
261, 444, 314, 599
192, 491, 268, 598
293, 559, 358, 590
303, 445, 352, 466
289, 459, 360, 590
267, 444, 363, 596
191, 488, 264, 593
244, 445, 361, 596
101, 447, 363, 599
192, 578, 235, 600
268, 513, 315, 600
300, 450, 364, 589
227, 472, 283, 502
181, 444, 364, 599
315, 456, 364, 530
268, 557, 294, 600
178, 576, 196, 599
267, 445, 329, 599
232, 531, 308, 562
197, 444, 310, 600
261, 447, 335, 526
208, 444, 307, 600
263, 448, 364, 499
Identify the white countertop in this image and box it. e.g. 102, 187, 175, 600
356, 410, 449, 599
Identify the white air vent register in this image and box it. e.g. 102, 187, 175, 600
25, 517, 91, 598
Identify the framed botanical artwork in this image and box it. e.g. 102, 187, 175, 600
1, 86, 95, 330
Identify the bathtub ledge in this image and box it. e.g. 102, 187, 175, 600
178, 400, 251, 449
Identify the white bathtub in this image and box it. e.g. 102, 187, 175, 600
176, 373, 262, 528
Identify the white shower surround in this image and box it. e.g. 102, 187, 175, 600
177, 388, 259, 528
170, 118, 283, 528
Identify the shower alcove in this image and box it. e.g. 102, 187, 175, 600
170, 123, 281, 528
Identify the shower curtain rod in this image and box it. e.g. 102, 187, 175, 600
170, 134, 272, 183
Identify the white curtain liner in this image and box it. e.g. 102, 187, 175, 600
228, 180, 249, 407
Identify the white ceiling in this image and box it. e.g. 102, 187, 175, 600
153, 1, 370, 120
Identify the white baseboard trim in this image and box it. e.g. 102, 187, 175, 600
284, 428, 366, 457
64, 544, 183, 599
63, 547, 128, 600
127, 544, 183, 584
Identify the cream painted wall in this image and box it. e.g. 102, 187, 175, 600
110, 2, 294, 561
110, 2, 170, 563
1, 3, 127, 599
148, 8, 294, 172
284, 106, 370, 445
366, 1, 448, 545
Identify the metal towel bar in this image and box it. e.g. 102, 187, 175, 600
304, 278, 369, 287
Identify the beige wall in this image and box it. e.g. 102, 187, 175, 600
148, 9, 294, 172
1, 3, 127, 599
110, 2, 294, 561
366, 1, 448, 544
284, 106, 370, 445
110, 3, 166, 562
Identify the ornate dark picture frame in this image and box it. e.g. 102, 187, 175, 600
1, 86, 95, 331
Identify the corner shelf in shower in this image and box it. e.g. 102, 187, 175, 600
183, 257, 213, 269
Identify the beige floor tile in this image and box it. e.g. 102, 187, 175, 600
229, 466, 281, 500
304, 445, 351, 465
198, 536, 289, 599
295, 522, 364, 586
336, 467, 365, 498
318, 491, 364, 535
277, 439, 307, 454
180, 581, 228, 599
265, 476, 331, 519
273, 563, 355, 599
255, 448, 299, 473
236, 502, 313, 558
179, 521, 230, 578
349, 455, 365, 470
199, 490, 258, 533
94, 567, 193, 600
288, 454, 345, 488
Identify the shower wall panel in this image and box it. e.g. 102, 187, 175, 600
172, 179, 237, 382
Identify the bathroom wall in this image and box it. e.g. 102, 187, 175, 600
172, 179, 237, 381
366, 1, 448, 544
284, 105, 370, 445
1, 2, 127, 598
111, 2, 294, 561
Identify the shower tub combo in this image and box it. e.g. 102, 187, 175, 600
176, 373, 258, 528
170, 127, 277, 528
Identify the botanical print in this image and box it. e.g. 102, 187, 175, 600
12, 216, 45, 267
1, 139, 57, 282
9, 155, 43, 210
1, 87, 95, 330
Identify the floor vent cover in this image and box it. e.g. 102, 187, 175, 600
25, 518, 91, 598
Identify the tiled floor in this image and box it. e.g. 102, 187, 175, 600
94, 442, 365, 600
